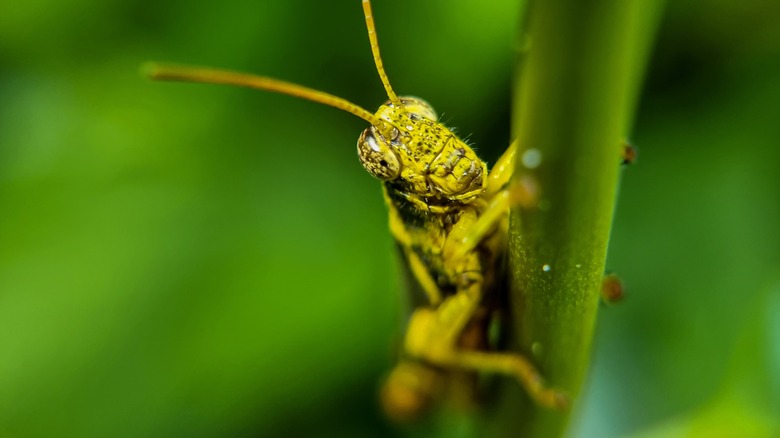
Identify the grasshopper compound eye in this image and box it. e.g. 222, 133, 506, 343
357, 128, 402, 180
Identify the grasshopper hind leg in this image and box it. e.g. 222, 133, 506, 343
403, 296, 569, 411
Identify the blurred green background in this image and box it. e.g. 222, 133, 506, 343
1, 0, 778, 436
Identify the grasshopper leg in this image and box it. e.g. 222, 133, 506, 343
403, 291, 568, 410
406, 210, 568, 411
445, 185, 535, 262
405, 250, 443, 305
386, 188, 444, 305
486, 139, 517, 195
434, 347, 569, 409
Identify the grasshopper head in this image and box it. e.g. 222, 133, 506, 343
357, 97, 487, 207
147, 1, 487, 211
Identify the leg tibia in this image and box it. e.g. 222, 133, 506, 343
444, 350, 569, 410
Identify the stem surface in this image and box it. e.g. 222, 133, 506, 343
488, 1, 665, 436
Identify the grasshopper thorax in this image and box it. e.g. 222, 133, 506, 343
357, 97, 487, 210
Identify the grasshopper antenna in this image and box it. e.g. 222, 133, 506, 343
143, 63, 383, 127
362, 0, 402, 107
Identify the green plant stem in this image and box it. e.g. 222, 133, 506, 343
488, 0, 664, 436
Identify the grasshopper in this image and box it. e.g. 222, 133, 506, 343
147, 0, 568, 420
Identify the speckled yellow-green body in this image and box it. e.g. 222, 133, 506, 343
356, 96, 567, 420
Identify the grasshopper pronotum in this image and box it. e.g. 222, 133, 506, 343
147, 0, 568, 420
